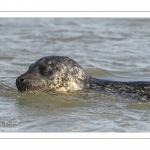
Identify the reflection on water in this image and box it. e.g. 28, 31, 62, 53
1, 18, 150, 132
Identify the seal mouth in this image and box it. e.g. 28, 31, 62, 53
16, 76, 47, 93
16, 81, 42, 93
16, 75, 36, 92
16, 78, 31, 92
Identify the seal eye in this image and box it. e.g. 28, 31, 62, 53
39, 65, 52, 76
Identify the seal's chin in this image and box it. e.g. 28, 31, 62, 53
16, 80, 30, 92
16, 78, 35, 92
16, 78, 47, 93
16, 83, 41, 93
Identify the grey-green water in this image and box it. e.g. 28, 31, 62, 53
1, 18, 150, 132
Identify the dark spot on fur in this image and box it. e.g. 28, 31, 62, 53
16, 56, 150, 102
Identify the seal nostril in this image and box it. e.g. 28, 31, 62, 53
19, 77, 25, 83
16, 75, 27, 91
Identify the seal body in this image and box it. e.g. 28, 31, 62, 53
16, 56, 150, 101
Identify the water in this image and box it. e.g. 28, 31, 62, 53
1, 18, 150, 132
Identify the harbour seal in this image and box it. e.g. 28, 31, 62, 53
16, 56, 150, 101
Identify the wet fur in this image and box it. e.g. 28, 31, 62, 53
16, 56, 150, 101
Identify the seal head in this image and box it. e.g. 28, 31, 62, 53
16, 56, 89, 93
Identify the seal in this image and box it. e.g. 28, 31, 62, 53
16, 56, 150, 101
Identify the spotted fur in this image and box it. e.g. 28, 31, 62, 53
16, 56, 150, 101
